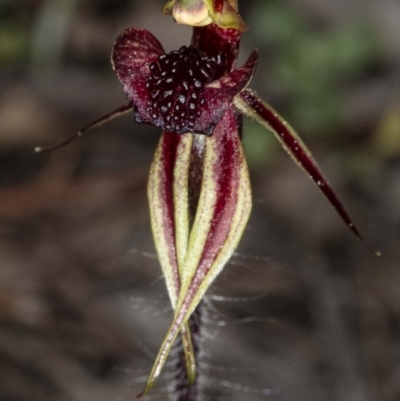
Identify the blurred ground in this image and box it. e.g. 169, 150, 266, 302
0, 0, 400, 400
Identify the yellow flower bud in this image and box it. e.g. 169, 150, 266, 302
162, 0, 248, 32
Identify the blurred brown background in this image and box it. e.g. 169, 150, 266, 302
0, 0, 399, 400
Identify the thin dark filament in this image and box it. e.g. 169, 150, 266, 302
35, 104, 133, 153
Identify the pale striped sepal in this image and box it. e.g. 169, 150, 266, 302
141, 107, 252, 395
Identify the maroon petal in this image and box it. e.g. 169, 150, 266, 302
111, 27, 164, 86
235, 89, 380, 256
111, 28, 165, 126
194, 49, 258, 136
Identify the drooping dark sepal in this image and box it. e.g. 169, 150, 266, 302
234, 89, 380, 256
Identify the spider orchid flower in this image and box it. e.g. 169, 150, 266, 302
36, 0, 379, 396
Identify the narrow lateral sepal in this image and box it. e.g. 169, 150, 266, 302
139, 107, 252, 396
148, 132, 196, 386
234, 89, 380, 256
148, 132, 192, 305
